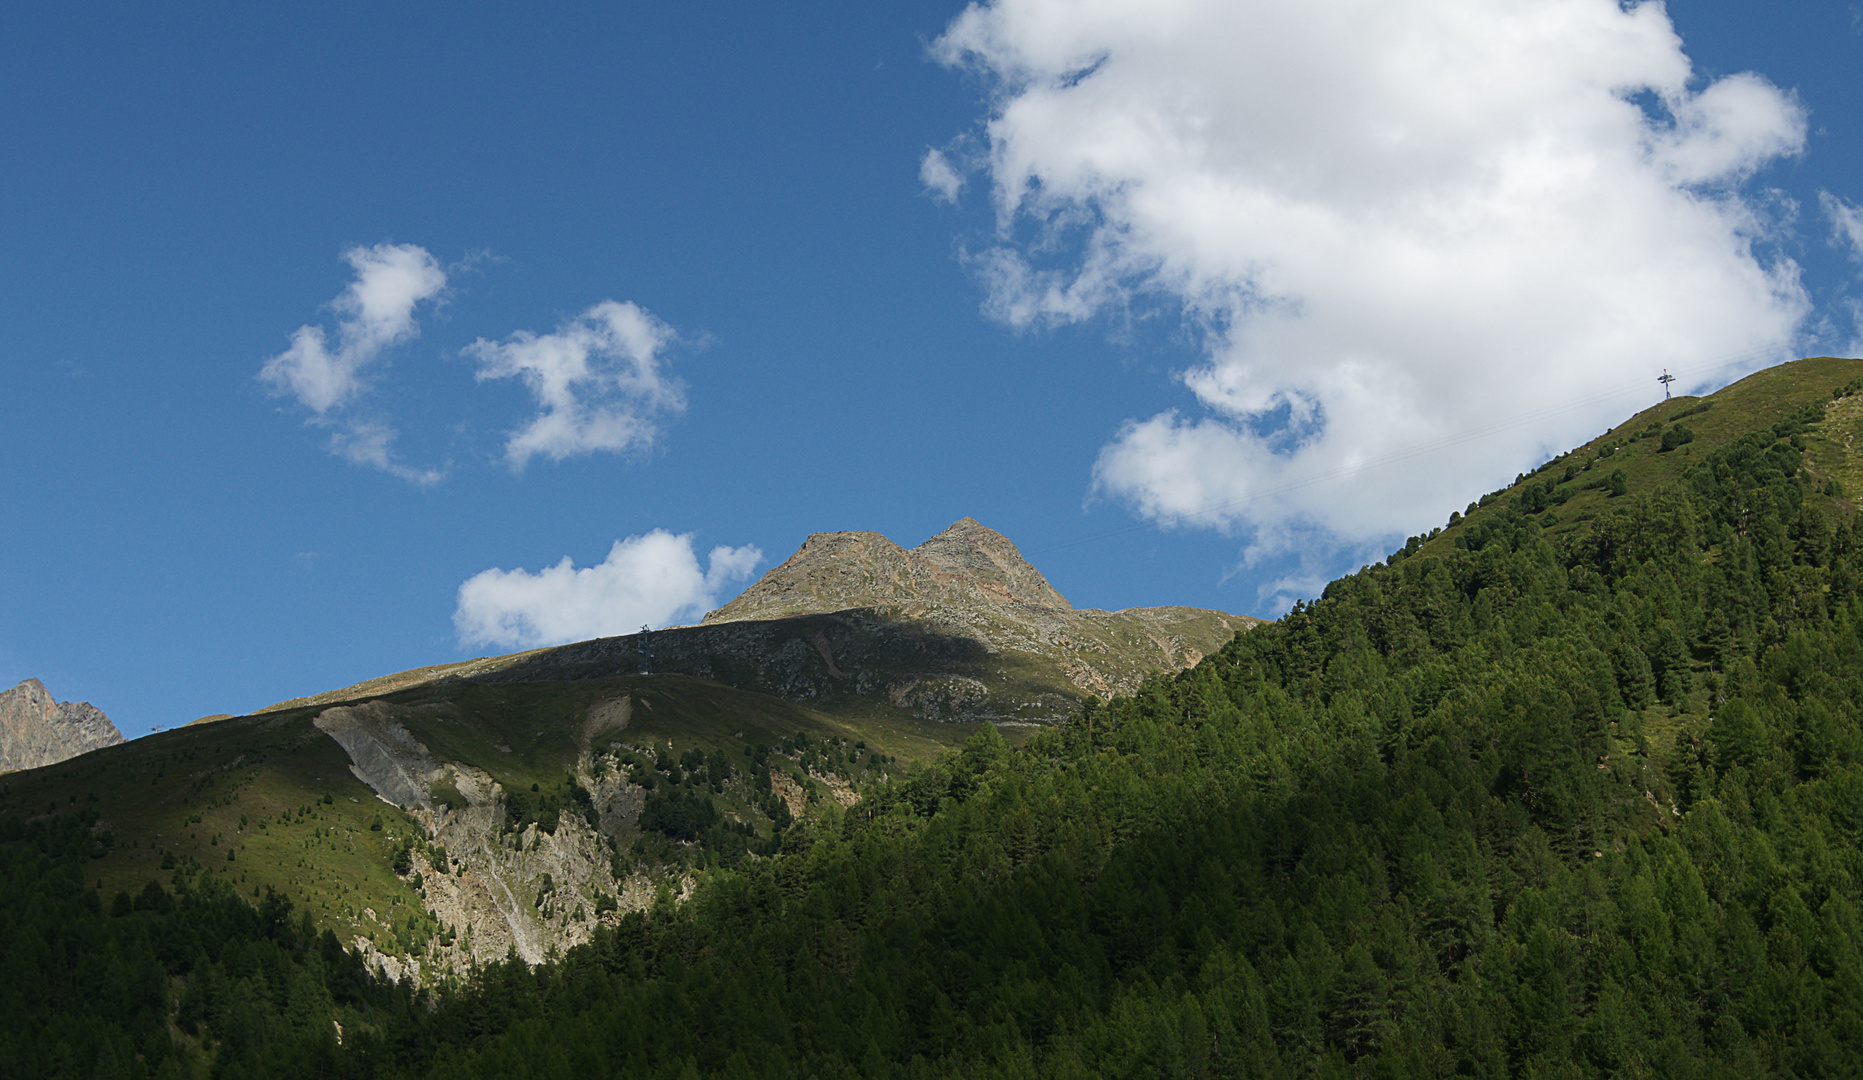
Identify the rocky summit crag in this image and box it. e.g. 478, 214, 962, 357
0, 678, 124, 772
704, 517, 1072, 621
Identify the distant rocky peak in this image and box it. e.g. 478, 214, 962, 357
0, 678, 125, 773
911, 518, 1071, 610
701, 517, 1070, 624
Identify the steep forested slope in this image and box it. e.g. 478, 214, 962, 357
8, 368, 1863, 1078
363, 395, 1863, 1078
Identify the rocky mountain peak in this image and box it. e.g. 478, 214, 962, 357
910, 518, 1072, 610
0, 678, 125, 773
702, 518, 1071, 624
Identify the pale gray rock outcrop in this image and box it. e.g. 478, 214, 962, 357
312, 702, 439, 811
0, 678, 124, 773
311, 699, 644, 975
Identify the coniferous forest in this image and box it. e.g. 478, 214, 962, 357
11, 404, 1863, 1077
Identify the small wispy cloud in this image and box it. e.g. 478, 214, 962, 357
920, 148, 965, 203
1824, 192, 1863, 261
259, 244, 448, 483
328, 418, 447, 486
261, 244, 445, 414
454, 530, 762, 650
1820, 192, 1863, 356
467, 300, 686, 470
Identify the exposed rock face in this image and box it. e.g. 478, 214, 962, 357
0, 679, 125, 773
483, 518, 1258, 724
911, 517, 1073, 609
313, 703, 439, 811
312, 699, 650, 977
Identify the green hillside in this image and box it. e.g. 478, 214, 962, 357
0, 674, 967, 970
7, 356, 1863, 1077
1397, 356, 1863, 562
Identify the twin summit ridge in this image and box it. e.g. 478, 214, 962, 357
378, 515, 1255, 727
0, 515, 1229, 780
704, 516, 1075, 621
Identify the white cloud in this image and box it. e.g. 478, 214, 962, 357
454, 531, 762, 650
259, 244, 447, 481
921, 148, 966, 202
932, 0, 1811, 562
467, 300, 686, 469
328, 419, 446, 487
1825, 191, 1863, 261
1820, 192, 1863, 357
261, 244, 446, 414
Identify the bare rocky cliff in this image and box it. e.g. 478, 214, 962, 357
0, 678, 125, 773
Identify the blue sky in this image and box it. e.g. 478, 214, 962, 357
4, 1, 1863, 735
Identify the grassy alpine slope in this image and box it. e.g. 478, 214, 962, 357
7, 355, 1863, 1077
0, 673, 932, 978
1406, 355, 1863, 560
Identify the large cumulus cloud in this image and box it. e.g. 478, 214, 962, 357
930, 0, 1810, 585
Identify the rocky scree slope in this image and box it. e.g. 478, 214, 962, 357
311, 699, 634, 979
0, 678, 123, 772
